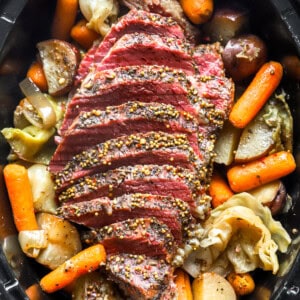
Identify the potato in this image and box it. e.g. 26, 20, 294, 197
37, 39, 80, 96
214, 121, 241, 165
222, 34, 267, 82
35, 213, 82, 270
192, 272, 237, 300
202, 4, 249, 45
234, 110, 276, 163
249, 180, 287, 215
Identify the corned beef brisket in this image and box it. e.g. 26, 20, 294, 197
50, 8, 234, 300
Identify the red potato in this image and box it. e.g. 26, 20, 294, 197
202, 5, 249, 45
222, 34, 268, 82
37, 39, 80, 96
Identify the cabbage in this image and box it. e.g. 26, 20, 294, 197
79, 0, 119, 36
183, 193, 291, 277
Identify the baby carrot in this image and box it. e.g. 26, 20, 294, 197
26, 61, 48, 92
3, 164, 38, 232
25, 283, 44, 300
40, 244, 106, 293
229, 61, 283, 129
227, 151, 296, 192
180, 0, 213, 24
71, 19, 100, 49
209, 171, 234, 208
51, 0, 79, 40
174, 269, 193, 300
227, 272, 255, 296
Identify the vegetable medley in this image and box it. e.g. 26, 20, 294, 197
1, 0, 299, 299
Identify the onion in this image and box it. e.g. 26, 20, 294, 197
19, 78, 57, 129
18, 229, 48, 258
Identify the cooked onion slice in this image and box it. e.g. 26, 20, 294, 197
18, 229, 48, 258
19, 78, 56, 129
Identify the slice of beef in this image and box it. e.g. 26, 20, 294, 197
60, 65, 233, 134
52, 102, 203, 172
58, 193, 194, 245
76, 9, 186, 83
193, 43, 225, 77
106, 253, 176, 300
82, 217, 176, 262
119, 0, 200, 43
53, 132, 203, 190
97, 32, 196, 74
57, 164, 207, 217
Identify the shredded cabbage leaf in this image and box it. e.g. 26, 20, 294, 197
183, 193, 291, 278
79, 0, 119, 36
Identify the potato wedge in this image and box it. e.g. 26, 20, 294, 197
37, 39, 80, 96
192, 272, 237, 300
249, 180, 287, 215
234, 110, 276, 163
214, 121, 241, 165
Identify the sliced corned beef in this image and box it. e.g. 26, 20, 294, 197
57, 164, 207, 217
60, 65, 233, 134
119, 1, 200, 43
193, 43, 226, 77
57, 193, 194, 245
53, 131, 203, 190
106, 253, 176, 300
82, 217, 176, 262
97, 33, 196, 74
76, 9, 186, 83
52, 102, 203, 170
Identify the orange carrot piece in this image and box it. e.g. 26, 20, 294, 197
71, 19, 100, 49
227, 272, 255, 296
227, 151, 296, 192
180, 0, 213, 24
26, 61, 48, 92
51, 0, 79, 40
25, 283, 44, 300
40, 244, 106, 293
209, 171, 234, 208
3, 164, 38, 232
174, 269, 193, 300
229, 61, 283, 129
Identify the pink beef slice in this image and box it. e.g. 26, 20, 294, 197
57, 193, 195, 245
52, 131, 204, 190
106, 253, 176, 300
97, 32, 196, 74
76, 9, 186, 83
51, 102, 203, 173
82, 217, 176, 262
119, 1, 200, 43
59, 65, 234, 134
56, 164, 208, 218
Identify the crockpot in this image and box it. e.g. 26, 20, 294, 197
0, 0, 299, 299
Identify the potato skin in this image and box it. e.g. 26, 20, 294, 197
222, 34, 267, 82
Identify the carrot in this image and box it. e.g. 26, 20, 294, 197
26, 61, 48, 92
51, 0, 79, 40
180, 0, 213, 24
227, 151, 296, 192
174, 269, 193, 300
227, 272, 255, 296
229, 61, 283, 129
71, 19, 100, 49
25, 283, 44, 300
209, 171, 234, 208
40, 244, 106, 293
3, 164, 38, 232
